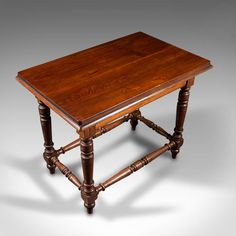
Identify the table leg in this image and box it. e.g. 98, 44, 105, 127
38, 100, 56, 174
80, 137, 97, 214
171, 85, 191, 159
130, 110, 141, 130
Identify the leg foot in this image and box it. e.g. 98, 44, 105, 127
130, 119, 138, 131
171, 149, 179, 159
47, 163, 56, 174
84, 200, 95, 214
87, 207, 93, 214
44, 156, 56, 174
130, 110, 141, 131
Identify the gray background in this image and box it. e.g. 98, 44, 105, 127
0, 0, 235, 235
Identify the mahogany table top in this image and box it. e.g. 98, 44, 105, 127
16, 32, 212, 128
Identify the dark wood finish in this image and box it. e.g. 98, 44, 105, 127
94, 79, 187, 129
80, 137, 97, 214
136, 111, 172, 140
130, 110, 140, 130
171, 80, 193, 158
38, 100, 56, 174
17, 32, 212, 129
56, 114, 131, 156
96, 141, 175, 193
56, 138, 81, 156
51, 156, 82, 189
16, 32, 212, 214
93, 113, 131, 138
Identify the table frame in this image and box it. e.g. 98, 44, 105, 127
37, 77, 194, 214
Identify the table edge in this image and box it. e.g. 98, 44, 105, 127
80, 61, 212, 128
16, 60, 212, 130
16, 75, 81, 130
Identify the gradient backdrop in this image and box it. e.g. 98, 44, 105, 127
0, 0, 235, 235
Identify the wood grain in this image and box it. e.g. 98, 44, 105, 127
17, 32, 212, 128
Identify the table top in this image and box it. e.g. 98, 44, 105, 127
17, 32, 212, 129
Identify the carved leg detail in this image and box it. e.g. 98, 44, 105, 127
171, 86, 190, 159
80, 138, 97, 214
130, 110, 141, 130
38, 100, 56, 174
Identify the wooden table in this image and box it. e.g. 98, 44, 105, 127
16, 32, 212, 214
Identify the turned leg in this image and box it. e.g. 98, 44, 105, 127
130, 110, 141, 130
80, 137, 97, 214
38, 100, 56, 174
171, 85, 191, 159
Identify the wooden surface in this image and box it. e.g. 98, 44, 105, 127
16, 32, 212, 128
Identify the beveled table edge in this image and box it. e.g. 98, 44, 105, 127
16, 75, 81, 130
16, 60, 212, 130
